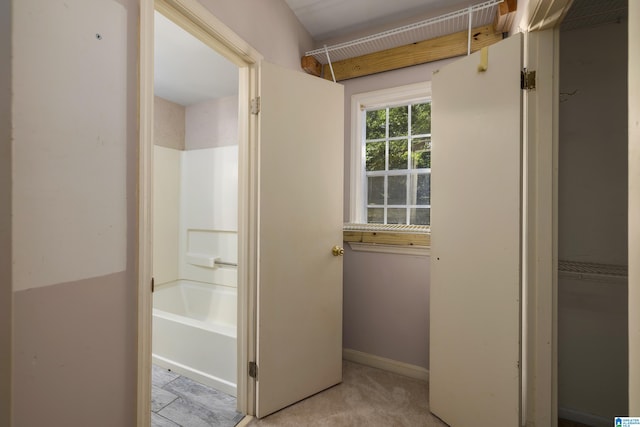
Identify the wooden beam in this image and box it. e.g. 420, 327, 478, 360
494, 0, 518, 33
318, 25, 503, 81
343, 230, 430, 247
301, 55, 322, 77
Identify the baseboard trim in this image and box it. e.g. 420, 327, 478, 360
558, 407, 612, 427
236, 415, 254, 427
342, 348, 429, 382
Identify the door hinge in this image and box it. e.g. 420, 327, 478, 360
521, 69, 536, 91
251, 97, 261, 115
249, 361, 258, 379
151, 277, 155, 293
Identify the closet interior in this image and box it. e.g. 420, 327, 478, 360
558, 0, 629, 423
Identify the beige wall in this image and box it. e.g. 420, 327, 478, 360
8, 0, 313, 424
557, 21, 628, 421
198, 0, 313, 71
11, 0, 138, 424
186, 95, 239, 150
0, 0, 12, 424
629, 0, 640, 415
13, 273, 137, 427
343, 247, 430, 367
154, 96, 185, 150
13, 0, 130, 291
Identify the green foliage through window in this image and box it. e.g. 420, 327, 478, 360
364, 101, 431, 226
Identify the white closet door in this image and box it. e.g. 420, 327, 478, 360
255, 61, 344, 418
430, 33, 523, 426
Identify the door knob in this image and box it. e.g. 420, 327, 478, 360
332, 246, 344, 256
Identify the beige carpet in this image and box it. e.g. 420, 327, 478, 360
245, 361, 594, 427
248, 361, 448, 427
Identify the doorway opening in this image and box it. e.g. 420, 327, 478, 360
151, 9, 243, 425
139, 1, 346, 422
138, 0, 262, 425
557, 1, 629, 425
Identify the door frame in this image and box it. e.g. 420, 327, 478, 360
137, 1, 262, 424
521, 1, 572, 426
521, 27, 559, 427
526, 2, 640, 422
136, 0, 576, 425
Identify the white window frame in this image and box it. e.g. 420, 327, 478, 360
350, 81, 432, 227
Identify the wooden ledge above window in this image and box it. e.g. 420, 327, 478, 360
300, 0, 517, 82
303, 25, 503, 82
343, 224, 431, 255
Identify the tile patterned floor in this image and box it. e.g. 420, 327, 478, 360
152, 364, 245, 427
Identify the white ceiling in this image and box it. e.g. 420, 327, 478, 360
561, 0, 627, 31
154, 1, 489, 106
154, 11, 238, 106
284, 0, 485, 41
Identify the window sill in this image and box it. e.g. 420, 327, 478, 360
343, 224, 431, 256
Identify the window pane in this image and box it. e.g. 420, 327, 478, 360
366, 141, 385, 171
367, 208, 384, 224
388, 105, 408, 137
410, 173, 430, 205
366, 109, 386, 139
411, 102, 431, 135
387, 175, 407, 205
410, 208, 430, 225
411, 137, 431, 169
362, 100, 433, 226
367, 176, 384, 205
387, 208, 407, 224
389, 139, 408, 170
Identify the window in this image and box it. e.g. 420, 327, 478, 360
350, 82, 431, 227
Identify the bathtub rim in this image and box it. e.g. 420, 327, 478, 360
152, 307, 236, 338
153, 279, 237, 337
152, 279, 238, 396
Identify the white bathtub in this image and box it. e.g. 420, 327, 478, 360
152, 280, 237, 396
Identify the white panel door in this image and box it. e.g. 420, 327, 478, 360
430, 34, 523, 426
256, 61, 344, 418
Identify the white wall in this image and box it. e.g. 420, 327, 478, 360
179, 97, 239, 287
558, 21, 628, 421
154, 146, 182, 285
153, 144, 238, 288
629, 1, 640, 415
179, 146, 238, 287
